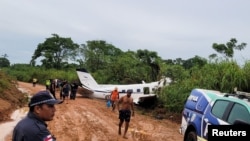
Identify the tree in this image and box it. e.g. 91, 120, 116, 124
92, 51, 142, 84
136, 49, 161, 81
165, 64, 188, 83
80, 40, 123, 72
163, 59, 175, 65
0, 54, 10, 67
182, 56, 207, 69
212, 38, 247, 58
173, 58, 184, 65
31, 34, 79, 69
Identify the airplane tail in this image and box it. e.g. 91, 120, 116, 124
76, 68, 99, 89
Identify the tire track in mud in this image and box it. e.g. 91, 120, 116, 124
49, 97, 183, 141
49, 99, 121, 141
6, 82, 183, 141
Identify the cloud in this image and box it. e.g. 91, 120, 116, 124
0, 0, 249, 65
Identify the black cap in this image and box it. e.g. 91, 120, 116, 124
29, 90, 63, 107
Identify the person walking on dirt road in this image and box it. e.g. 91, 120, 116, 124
62, 80, 71, 104
45, 79, 51, 90
12, 90, 63, 141
70, 81, 79, 100
49, 79, 56, 99
110, 87, 119, 111
117, 89, 135, 139
32, 78, 37, 87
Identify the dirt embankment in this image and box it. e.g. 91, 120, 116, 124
4, 82, 183, 141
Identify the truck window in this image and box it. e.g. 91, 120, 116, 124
228, 103, 250, 124
211, 100, 230, 119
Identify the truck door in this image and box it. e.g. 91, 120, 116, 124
202, 100, 230, 139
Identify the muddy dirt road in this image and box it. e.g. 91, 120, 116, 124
5, 82, 183, 141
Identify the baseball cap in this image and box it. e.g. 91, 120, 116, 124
29, 90, 63, 107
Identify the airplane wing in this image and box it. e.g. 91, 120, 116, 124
136, 94, 157, 105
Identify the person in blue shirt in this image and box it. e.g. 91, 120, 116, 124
12, 90, 63, 141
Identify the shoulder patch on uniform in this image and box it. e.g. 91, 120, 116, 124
43, 134, 53, 141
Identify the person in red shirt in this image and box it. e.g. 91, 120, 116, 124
110, 87, 119, 111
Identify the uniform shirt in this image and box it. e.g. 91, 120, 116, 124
71, 83, 78, 91
46, 80, 51, 86
12, 112, 56, 141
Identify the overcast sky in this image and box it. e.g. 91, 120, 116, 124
1, 0, 250, 65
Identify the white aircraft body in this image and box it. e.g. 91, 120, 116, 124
76, 68, 171, 104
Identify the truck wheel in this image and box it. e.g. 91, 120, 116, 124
185, 131, 197, 141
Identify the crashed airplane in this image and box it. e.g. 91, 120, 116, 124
76, 68, 171, 104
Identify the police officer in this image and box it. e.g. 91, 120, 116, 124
12, 90, 63, 141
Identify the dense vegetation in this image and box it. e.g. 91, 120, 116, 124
1, 34, 249, 114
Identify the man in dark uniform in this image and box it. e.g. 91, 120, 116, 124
70, 81, 79, 100
62, 81, 71, 104
12, 90, 63, 141
59, 80, 66, 100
